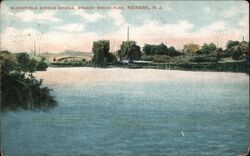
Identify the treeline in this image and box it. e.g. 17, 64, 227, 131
92, 40, 183, 66
0, 51, 56, 111
91, 39, 249, 66
143, 43, 181, 56
183, 40, 249, 62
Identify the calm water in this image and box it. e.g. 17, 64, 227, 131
2, 68, 250, 156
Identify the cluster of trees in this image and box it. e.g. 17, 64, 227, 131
143, 43, 181, 56
198, 43, 217, 54
92, 40, 182, 65
224, 40, 249, 60
0, 51, 56, 111
92, 40, 117, 66
183, 43, 217, 55
183, 40, 249, 61
16, 53, 48, 71
92, 40, 142, 65
91, 39, 248, 66
118, 41, 141, 62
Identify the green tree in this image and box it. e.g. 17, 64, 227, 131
1, 51, 56, 111
239, 41, 249, 59
119, 41, 141, 62
183, 44, 200, 54
231, 46, 242, 60
214, 47, 223, 58
37, 58, 48, 71
223, 41, 248, 60
143, 43, 168, 55
92, 40, 110, 66
230, 41, 249, 60
16, 53, 38, 72
107, 53, 118, 64
168, 46, 178, 56
157, 43, 168, 55
200, 43, 217, 54
143, 44, 153, 55
92, 40, 117, 66
226, 40, 240, 49
16, 53, 30, 64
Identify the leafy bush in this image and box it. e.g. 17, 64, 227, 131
16, 53, 37, 72
190, 55, 218, 62
1, 51, 56, 111
222, 41, 249, 60
37, 61, 48, 71
232, 46, 242, 60
15, 53, 49, 71
226, 40, 240, 49
142, 54, 170, 63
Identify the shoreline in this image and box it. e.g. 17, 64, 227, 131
49, 61, 249, 74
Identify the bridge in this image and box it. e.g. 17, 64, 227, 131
56, 57, 77, 61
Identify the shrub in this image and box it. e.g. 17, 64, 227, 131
37, 61, 48, 71
1, 52, 56, 111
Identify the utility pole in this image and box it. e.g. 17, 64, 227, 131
34, 41, 36, 56
113, 38, 116, 52
39, 45, 40, 56
127, 26, 129, 42
243, 36, 244, 41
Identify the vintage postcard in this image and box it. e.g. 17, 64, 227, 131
0, 0, 249, 155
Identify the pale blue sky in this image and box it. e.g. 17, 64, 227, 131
1, 0, 248, 52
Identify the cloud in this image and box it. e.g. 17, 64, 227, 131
224, 2, 248, 18
107, 10, 126, 26
0, 26, 100, 52
114, 20, 194, 43
0, 1, 249, 52
2, 17, 248, 52
55, 23, 85, 32
1, 4, 61, 23
1, 27, 40, 52
72, 9, 126, 26
195, 20, 226, 37
14, 10, 61, 23
203, 7, 211, 14
72, 10, 105, 23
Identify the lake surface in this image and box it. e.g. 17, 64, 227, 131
2, 68, 249, 156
